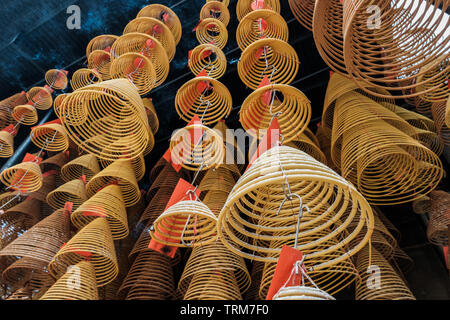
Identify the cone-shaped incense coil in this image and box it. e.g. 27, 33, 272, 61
27, 86, 53, 110
431, 101, 450, 146
426, 190, 450, 246
0, 131, 14, 157
195, 19, 228, 49
45, 69, 68, 90
30, 173, 56, 202
12, 105, 38, 125
46, 179, 88, 211
188, 44, 227, 80
53, 94, 67, 118
40, 151, 68, 171
236, 0, 281, 21
183, 269, 243, 300
416, 56, 450, 103
137, 4, 182, 44
88, 50, 112, 81
288, 0, 314, 31
61, 154, 101, 183
99, 153, 146, 182
142, 98, 159, 134
3, 197, 41, 226
70, 68, 102, 91
31, 123, 69, 152
0, 191, 22, 210
200, 1, 230, 26
86, 34, 118, 58
0, 161, 43, 193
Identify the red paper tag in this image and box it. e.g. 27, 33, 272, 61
196, 69, 208, 77
257, 18, 268, 32
22, 153, 42, 164
82, 206, 107, 217
64, 201, 73, 215
104, 46, 111, 53
247, 118, 282, 169
163, 148, 182, 172
2, 124, 18, 136
255, 46, 266, 60
202, 50, 212, 59
80, 174, 87, 185
196, 79, 211, 93
444, 246, 449, 269
164, 178, 201, 210
162, 12, 170, 22
193, 20, 202, 32
145, 39, 155, 48
133, 57, 146, 68
152, 24, 162, 34
251, 0, 265, 10
96, 180, 119, 193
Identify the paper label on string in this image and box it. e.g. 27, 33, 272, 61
202, 50, 212, 59
80, 174, 87, 185
64, 201, 73, 215
152, 24, 163, 34
2, 124, 18, 136
22, 153, 42, 164
251, 0, 265, 10
257, 18, 268, 32
145, 39, 155, 48
196, 79, 211, 93
163, 148, 182, 172
255, 47, 265, 60
133, 57, 146, 69
196, 69, 208, 78
162, 12, 170, 22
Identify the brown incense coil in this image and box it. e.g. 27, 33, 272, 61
88, 50, 113, 81
238, 38, 299, 90
245, 261, 264, 300
0, 213, 28, 251
1, 257, 52, 291
240, 84, 311, 142
175, 76, 232, 125
236, 0, 281, 21
199, 166, 236, 195
148, 156, 172, 182
150, 200, 218, 248
0, 161, 43, 193
142, 98, 159, 134
414, 95, 434, 117
61, 154, 100, 183
446, 96, 450, 127
416, 56, 450, 103
412, 195, 431, 214
53, 94, 67, 119
46, 179, 88, 211
86, 160, 141, 207
146, 165, 180, 201
136, 4, 182, 45
2, 197, 42, 228
200, 1, 230, 26
236, 9, 288, 51
218, 145, 374, 268
70, 68, 102, 91
6, 287, 32, 300
140, 186, 175, 228
355, 246, 415, 300
426, 190, 450, 246
48, 218, 118, 287
12, 105, 38, 125
195, 18, 228, 50
110, 53, 157, 95
99, 153, 146, 182
86, 34, 118, 57
432, 101, 450, 146
170, 123, 225, 171
30, 123, 69, 152
59, 79, 151, 161
45, 69, 68, 90
27, 86, 53, 110
394, 105, 437, 133
29, 173, 56, 202
0, 131, 14, 157
111, 33, 169, 87
0, 191, 22, 210
188, 44, 227, 80
123, 17, 176, 62
288, 0, 314, 31
41, 261, 99, 300
71, 185, 129, 240
183, 269, 243, 300
202, 190, 231, 216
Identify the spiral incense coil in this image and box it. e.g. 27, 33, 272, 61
238, 38, 299, 90
411, 195, 431, 215
198, 167, 236, 195
183, 269, 243, 300
140, 186, 175, 228
48, 218, 118, 287
150, 200, 218, 248
111, 33, 169, 87
87, 50, 112, 81
236, 0, 281, 21
200, 1, 230, 26
195, 19, 228, 50
142, 98, 159, 134
0, 131, 14, 157
218, 146, 374, 268
86, 34, 118, 58
118, 250, 175, 300
240, 84, 311, 142
446, 97, 450, 128
175, 76, 232, 125
59, 79, 151, 161
29, 174, 55, 202
27, 86, 53, 110
99, 153, 146, 182
416, 56, 450, 103
70, 68, 103, 91
273, 286, 335, 300
0, 162, 43, 193
431, 101, 450, 146
426, 190, 450, 246
123, 17, 176, 62
61, 154, 100, 183
30, 123, 69, 152
355, 246, 415, 300
0, 191, 22, 210
52, 94, 67, 119
236, 9, 289, 51
188, 44, 227, 79
202, 190, 232, 216
2, 197, 42, 228
136, 4, 182, 45
0, 92, 27, 130
413, 127, 443, 156
287, 0, 314, 31
12, 105, 38, 125
46, 179, 88, 211
286, 132, 327, 165
394, 105, 437, 133
45, 69, 68, 90
86, 160, 140, 207
1, 257, 51, 289
41, 150, 66, 171
146, 165, 180, 201
5, 287, 32, 300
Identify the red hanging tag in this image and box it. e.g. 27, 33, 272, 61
251, 0, 265, 10
133, 57, 146, 69
96, 179, 119, 193
22, 153, 42, 164
187, 115, 204, 146
196, 79, 211, 93
329, 70, 334, 78
80, 174, 87, 185
145, 39, 155, 48
44, 85, 54, 94
443, 246, 449, 269
255, 46, 266, 60
64, 201, 73, 215
104, 46, 111, 53
196, 69, 208, 77
60, 242, 67, 250
152, 24, 163, 34
202, 50, 212, 59
193, 20, 202, 32
188, 49, 193, 61
247, 118, 282, 170
163, 148, 182, 172
2, 124, 18, 136
266, 245, 303, 300
257, 18, 268, 32
162, 12, 170, 22
82, 206, 107, 217
73, 249, 93, 261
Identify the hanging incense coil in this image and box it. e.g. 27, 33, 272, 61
12, 105, 38, 125
70, 68, 102, 91
27, 86, 53, 110
200, 1, 230, 26
416, 56, 450, 103
195, 18, 228, 50
288, 0, 314, 31
40, 151, 68, 171
45, 69, 68, 90
111, 33, 169, 87
0, 191, 22, 210
71, 185, 128, 240
202, 190, 231, 216
48, 218, 118, 287
86, 160, 141, 207
183, 269, 243, 300
0, 92, 27, 130
99, 153, 146, 182
446, 97, 450, 128
88, 50, 112, 81
61, 154, 101, 183
431, 101, 450, 146
142, 98, 159, 134
53, 94, 67, 119
123, 17, 176, 62
412, 127, 443, 156
238, 38, 299, 90
5, 287, 32, 300
86, 34, 118, 58
188, 44, 227, 80
0, 161, 43, 193
236, 0, 281, 21
140, 186, 175, 229
240, 84, 311, 142
286, 131, 327, 164
394, 105, 437, 133
136, 4, 182, 45
236, 9, 288, 50
2, 197, 42, 228
29, 172, 56, 202
0, 131, 14, 157
146, 165, 181, 201
150, 200, 218, 248
412, 195, 431, 215
46, 179, 88, 211
30, 123, 69, 152
175, 76, 232, 125
198, 166, 236, 195
426, 190, 450, 246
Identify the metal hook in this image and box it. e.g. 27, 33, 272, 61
180, 214, 194, 247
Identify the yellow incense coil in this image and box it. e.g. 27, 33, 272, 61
40, 261, 98, 300
26, 86, 53, 110
12, 105, 38, 125
86, 34, 118, 58
188, 44, 227, 79
88, 50, 112, 81
61, 154, 101, 183
236, 9, 288, 51
110, 52, 157, 95
30, 123, 69, 152
136, 4, 182, 45
195, 18, 228, 49
431, 101, 450, 146
200, 1, 230, 26
236, 0, 281, 21
183, 269, 243, 300
288, 0, 315, 31
394, 105, 437, 133
426, 190, 450, 246
238, 38, 299, 90
198, 166, 237, 195
416, 56, 450, 103
70, 68, 102, 91
0, 191, 22, 211
0, 162, 43, 193
46, 179, 88, 211
412, 127, 443, 156
175, 76, 232, 125
45, 69, 68, 90
98, 153, 146, 182
0, 92, 28, 129
142, 98, 159, 134
0, 131, 14, 158
53, 94, 67, 118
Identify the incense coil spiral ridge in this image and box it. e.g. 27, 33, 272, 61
238, 38, 299, 90
218, 146, 374, 269
86, 34, 118, 58
30, 123, 69, 152
239, 84, 311, 142
27, 86, 53, 110
200, 1, 230, 26
288, 0, 315, 31
175, 76, 232, 125
45, 69, 68, 90
188, 44, 227, 79
136, 4, 182, 45
88, 50, 112, 81
142, 98, 159, 134
431, 101, 450, 146
46, 179, 88, 211
416, 56, 450, 103
446, 97, 450, 128
70, 68, 102, 91
53, 94, 67, 119
40, 261, 98, 300
426, 190, 450, 246
61, 154, 101, 183
59, 79, 151, 161
195, 18, 228, 50
150, 200, 218, 248
236, 9, 288, 51
110, 52, 157, 95
183, 269, 243, 300
12, 105, 38, 125
99, 153, 146, 182
0, 131, 14, 157
236, 0, 281, 21
124, 17, 176, 61
412, 195, 431, 215
111, 33, 170, 87
1, 197, 42, 229
48, 218, 118, 287
0, 191, 21, 210
0, 162, 43, 193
